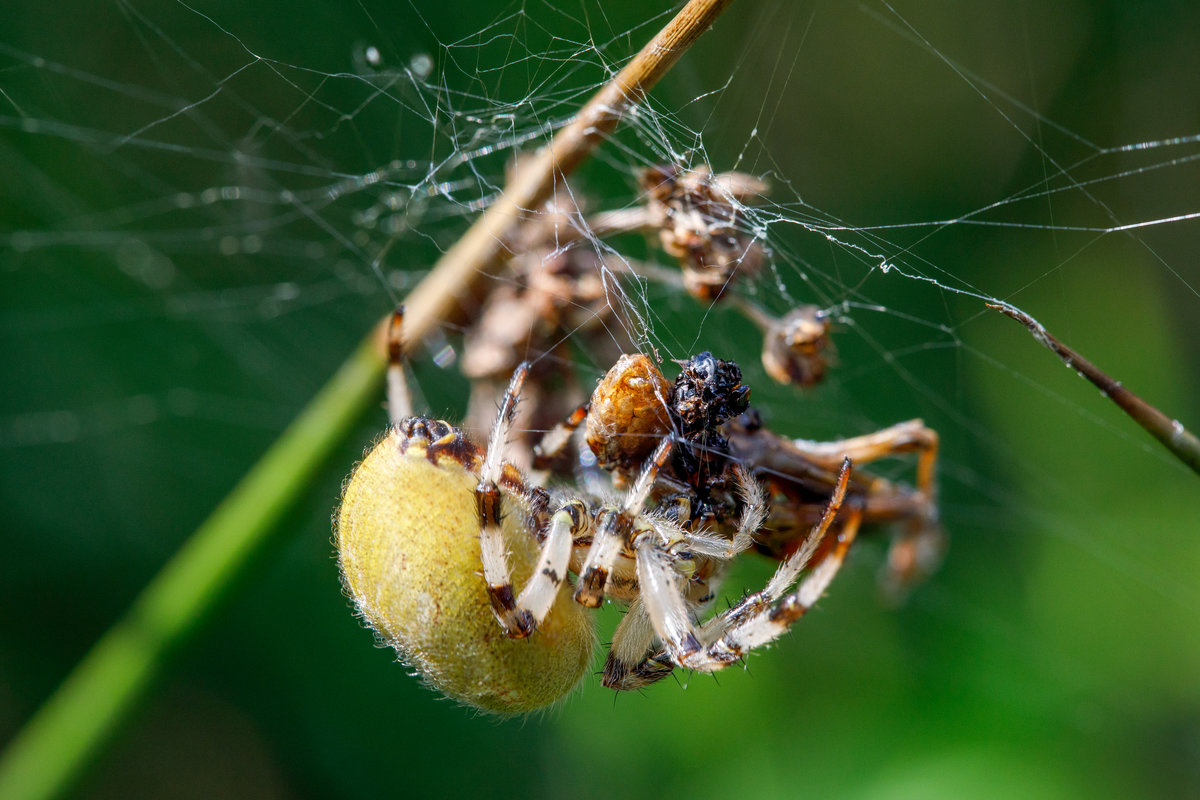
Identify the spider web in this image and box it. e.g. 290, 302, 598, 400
2, 1, 1198, 797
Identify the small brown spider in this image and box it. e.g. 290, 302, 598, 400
335, 312, 861, 712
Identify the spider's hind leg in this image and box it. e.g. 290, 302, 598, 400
602, 598, 675, 690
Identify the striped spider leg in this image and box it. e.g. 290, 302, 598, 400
385, 309, 586, 640
474, 363, 590, 638
729, 415, 941, 599
605, 458, 859, 689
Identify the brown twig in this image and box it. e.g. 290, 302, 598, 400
988, 301, 1200, 476
399, 0, 736, 347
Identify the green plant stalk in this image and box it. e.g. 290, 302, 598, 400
989, 301, 1200, 476
0, 334, 385, 800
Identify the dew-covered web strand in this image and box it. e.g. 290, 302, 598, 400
868, 3, 1200, 300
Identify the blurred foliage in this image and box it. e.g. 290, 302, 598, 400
2, 1, 1198, 798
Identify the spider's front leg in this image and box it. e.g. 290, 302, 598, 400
636, 458, 859, 676
601, 466, 765, 689
477, 363, 589, 638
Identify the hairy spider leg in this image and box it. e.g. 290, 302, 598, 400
601, 465, 769, 689
472, 362, 594, 639
514, 501, 589, 627
574, 436, 673, 608
476, 362, 535, 637
670, 466, 763, 560
603, 598, 668, 688
706, 503, 862, 662
637, 458, 857, 674
531, 402, 589, 471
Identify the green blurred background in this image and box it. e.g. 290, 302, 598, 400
2, 1, 1198, 798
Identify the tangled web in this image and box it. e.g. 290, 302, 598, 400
2, 0, 1199, 792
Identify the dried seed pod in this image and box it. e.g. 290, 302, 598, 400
585, 354, 672, 471
640, 164, 768, 302
761, 306, 833, 388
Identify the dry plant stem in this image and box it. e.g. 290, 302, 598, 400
0, 2, 737, 798
398, 0, 735, 347
729, 295, 778, 331
988, 301, 1200, 476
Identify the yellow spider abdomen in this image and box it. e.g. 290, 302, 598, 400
336, 428, 594, 713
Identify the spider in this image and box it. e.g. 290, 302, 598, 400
335, 311, 861, 713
